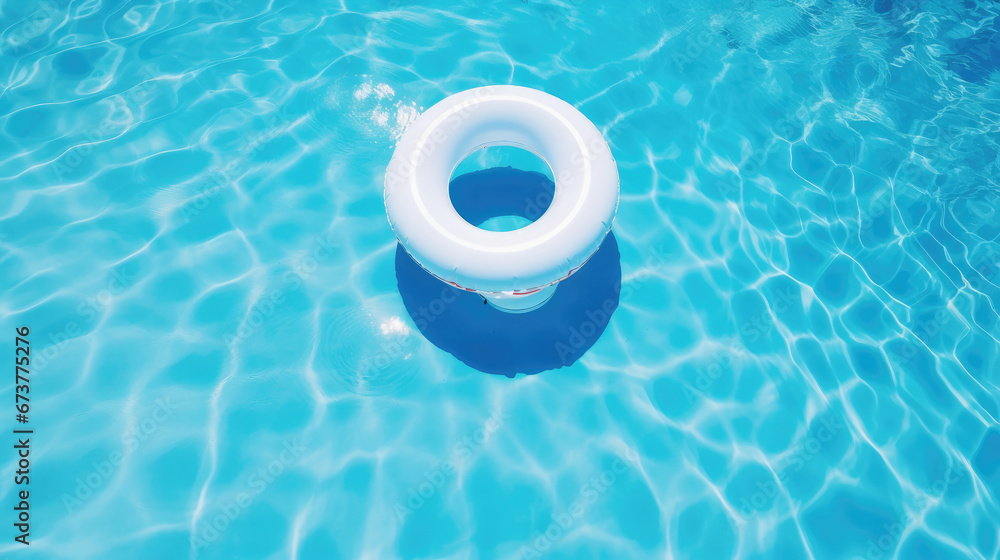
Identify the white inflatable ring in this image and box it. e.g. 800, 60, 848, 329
384, 85, 619, 299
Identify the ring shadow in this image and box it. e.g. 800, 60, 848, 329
394, 167, 622, 377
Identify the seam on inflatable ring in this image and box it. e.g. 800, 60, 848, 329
397, 224, 613, 296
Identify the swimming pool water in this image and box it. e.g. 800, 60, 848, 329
1, 0, 999, 558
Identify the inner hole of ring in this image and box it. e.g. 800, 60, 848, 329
448, 144, 556, 233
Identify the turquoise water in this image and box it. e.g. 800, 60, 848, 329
2, 0, 1000, 558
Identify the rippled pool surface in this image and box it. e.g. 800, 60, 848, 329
2, 0, 1000, 558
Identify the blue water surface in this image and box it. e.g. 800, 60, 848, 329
1, 0, 999, 559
